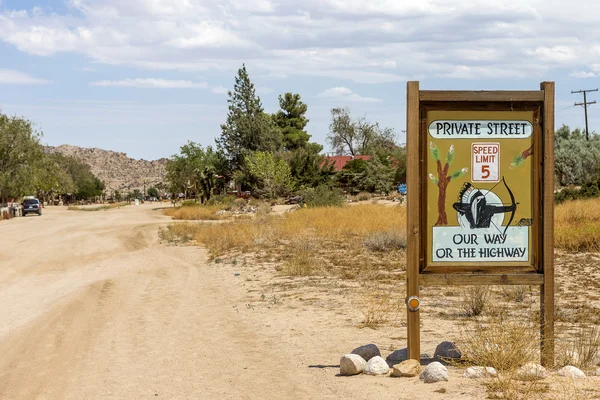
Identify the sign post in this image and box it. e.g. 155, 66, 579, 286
406, 82, 555, 366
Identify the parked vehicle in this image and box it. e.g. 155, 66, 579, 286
22, 198, 42, 216
398, 184, 407, 195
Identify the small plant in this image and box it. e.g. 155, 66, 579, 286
461, 286, 490, 317
363, 230, 407, 251
502, 286, 528, 303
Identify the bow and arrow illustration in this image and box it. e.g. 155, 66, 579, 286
452, 177, 518, 235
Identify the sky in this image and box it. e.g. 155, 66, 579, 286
0, 0, 599, 160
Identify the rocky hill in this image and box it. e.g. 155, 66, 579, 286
45, 145, 168, 194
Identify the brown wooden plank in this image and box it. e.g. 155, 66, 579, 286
533, 106, 543, 272
422, 265, 537, 274
540, 81, 555, 367
420, 90, 544, 102
406, 81, 421, 361
421, 102, 542, 112
420, 274, 543, 286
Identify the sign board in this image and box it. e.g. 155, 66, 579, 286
405, 82, 555, 367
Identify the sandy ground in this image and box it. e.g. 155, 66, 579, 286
0, 203, 584, 399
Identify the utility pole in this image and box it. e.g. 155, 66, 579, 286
572, 88, 598, 140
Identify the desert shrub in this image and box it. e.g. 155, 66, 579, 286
353, 191, 371, 201
358, 282, 402, 328
557, 324, 600, 369
159, 223, 202, 243
363, 230, 407, 251
501, 286, 528, 303
300, 185, 345, 207
281, 249, 315, 276
457, 308, 538, 371
461, 286, 490, 317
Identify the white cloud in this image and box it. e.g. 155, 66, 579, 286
211, 86, 228, 94
570, 71, 596, 78
1, 1, 600, 82
317, 87, 382, 103
89, 78, 208, 88
0, 69, 51, 85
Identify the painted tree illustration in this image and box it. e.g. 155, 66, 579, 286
509, 145, 533, 169
428, 142, 467, 226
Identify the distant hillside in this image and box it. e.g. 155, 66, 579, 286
44, 145, 167, 194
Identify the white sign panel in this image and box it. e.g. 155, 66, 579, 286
428, 120, 533, 139
432, 227, 529, 262
472, 142, 500, 183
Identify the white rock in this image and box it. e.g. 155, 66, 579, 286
339, 354, 367, 376
433, 341, 462, 362
392, 359, 421, 377
386, 348, 408, 366
557, 365, 586, 379
463, 366, 498, 379
595, 367, 600, 377
364, 356, 390, 376
351, 344, 381, 362
419, 362, 449, 383
515, 362, 548, 381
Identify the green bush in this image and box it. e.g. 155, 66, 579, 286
206, 194, 236, 206
555, 182, 600, 204
300, 185, 345, 207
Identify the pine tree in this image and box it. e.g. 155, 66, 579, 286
217, 65, 282, 172
273, 93, 310, 151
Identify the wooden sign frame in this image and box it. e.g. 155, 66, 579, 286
406, 82, 555, 366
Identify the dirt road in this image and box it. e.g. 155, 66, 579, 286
0, 204, 483, 400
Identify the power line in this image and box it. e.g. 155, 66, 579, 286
572, 88, 598, 140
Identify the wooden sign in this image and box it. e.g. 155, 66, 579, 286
406, 82, 555, 366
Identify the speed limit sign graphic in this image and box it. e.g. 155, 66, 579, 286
472, 142, 500, 182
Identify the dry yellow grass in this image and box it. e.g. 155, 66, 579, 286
555, 197, 600, 252
68, 203, 128, 211
163, 204, 226, 220
192, 204, 407, 257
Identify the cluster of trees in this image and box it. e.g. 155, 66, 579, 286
0, 110, 104, 204
554, 125, 600, 187
166, 65, 406, 201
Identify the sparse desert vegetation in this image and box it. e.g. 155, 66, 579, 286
161, 197, 600, 399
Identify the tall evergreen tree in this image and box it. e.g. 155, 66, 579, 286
217, 65, 282, 172
273, 93, 310, 151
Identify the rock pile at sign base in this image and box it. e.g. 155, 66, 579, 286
419, 362, 449, 383
351, 344, 381, 362
433, 341, 462, 362
515, 362, 548, 381
557, 366, 586, 379
364, 356, 389, 376
463, 366, 498, 379
392, 359, 421, 377
339, 354, 367, 376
